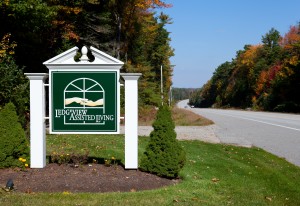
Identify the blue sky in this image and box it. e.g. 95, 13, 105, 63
161, 0, 300, 88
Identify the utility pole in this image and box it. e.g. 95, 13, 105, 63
169, 86, 172, 106
161, 65, 163, 105
161, 64, 175, 106
169, 65, 175, 106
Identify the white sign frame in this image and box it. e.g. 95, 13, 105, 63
26, 46, 141, 169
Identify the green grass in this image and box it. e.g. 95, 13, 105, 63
1, 135, 300, 206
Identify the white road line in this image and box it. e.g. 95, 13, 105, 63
210, 112, 300, 132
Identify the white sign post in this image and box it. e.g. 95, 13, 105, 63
26, 46, 141, 169
122, 73, 142, 169
24, 73, 48, 168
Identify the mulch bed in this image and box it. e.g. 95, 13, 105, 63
0, 164, 178, 193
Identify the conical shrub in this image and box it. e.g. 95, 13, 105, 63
0, 102, 29, 168
140, 105, 186, 178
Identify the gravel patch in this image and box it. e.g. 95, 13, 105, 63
120, 125, 220, 143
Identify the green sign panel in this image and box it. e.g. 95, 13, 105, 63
51, 71, 118, 133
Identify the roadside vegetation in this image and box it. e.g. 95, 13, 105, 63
190, 26, 300, 113
1, 134, 300, 206
138, 105, 213, 126
172, 106, 213, 126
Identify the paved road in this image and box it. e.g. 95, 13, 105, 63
178, 100, 300, 167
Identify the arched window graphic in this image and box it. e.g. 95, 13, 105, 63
64, 78, 105, 113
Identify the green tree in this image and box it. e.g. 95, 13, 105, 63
0, 57, 29, 127
261, 28, 281, 64
0, 0, 57, 72
197, 80, 215, 107
0, 34, 29, 128
210, 61, 233, 106
149, 13, 174, 104
189, 88, 205, 107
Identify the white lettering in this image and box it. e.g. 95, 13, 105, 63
69, 114, 96, 121
55, 109, 114, 124
96, 115, 114, 122
55, 109, 88, 118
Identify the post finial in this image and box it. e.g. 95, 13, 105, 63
80, 46, 89, 61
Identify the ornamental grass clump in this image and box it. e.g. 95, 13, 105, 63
140, 105, 186, 178
0, 102, 29, 168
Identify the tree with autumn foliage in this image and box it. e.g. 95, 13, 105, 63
194, 25, 300, 113
1, 0, 174, 109
112, 1, 174, 106
269, 24, 300, 112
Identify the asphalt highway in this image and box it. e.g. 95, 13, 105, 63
178, 100, 300, 167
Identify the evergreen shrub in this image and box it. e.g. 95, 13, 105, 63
140, 105, 186, 178
0, 102, 29, 168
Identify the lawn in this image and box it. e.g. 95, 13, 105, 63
1, 134, 300, 206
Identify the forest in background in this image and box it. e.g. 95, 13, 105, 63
0, 0, 174, 125
172, 88, 196, 102
190, 25, 300, 113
